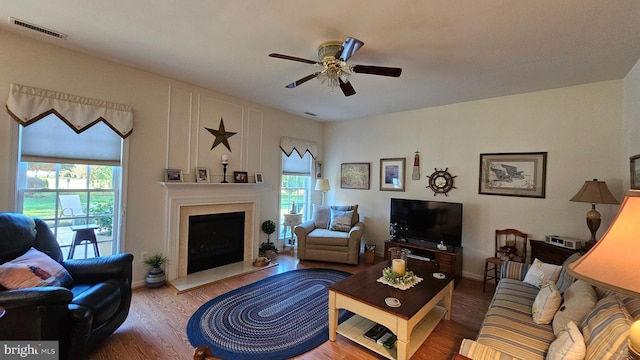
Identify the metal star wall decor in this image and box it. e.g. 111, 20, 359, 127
205, 118, 237, 151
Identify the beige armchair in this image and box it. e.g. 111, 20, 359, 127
295, 204, 364, 265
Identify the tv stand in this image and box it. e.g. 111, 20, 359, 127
384, 239, 463, 286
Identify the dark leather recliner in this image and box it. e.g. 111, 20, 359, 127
0, 213, 133, 360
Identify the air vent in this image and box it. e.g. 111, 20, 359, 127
9, 17, 67, 40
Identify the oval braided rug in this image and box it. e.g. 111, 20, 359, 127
187, 268, 353, 360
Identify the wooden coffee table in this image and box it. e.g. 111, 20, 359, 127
328, 258, 454, 360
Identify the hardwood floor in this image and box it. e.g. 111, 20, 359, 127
88, 252, 493, 360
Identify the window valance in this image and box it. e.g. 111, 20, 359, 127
6, 83, 133, 138
280, 136, 318, 159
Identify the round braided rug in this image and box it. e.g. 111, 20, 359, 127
186, 268, 353, 360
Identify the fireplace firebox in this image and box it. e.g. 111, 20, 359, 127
187, 211, 245, 274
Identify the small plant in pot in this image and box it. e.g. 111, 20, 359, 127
143, 253, 168, 288
259, 220, 278, 258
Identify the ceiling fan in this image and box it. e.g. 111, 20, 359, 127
269, 37, 402, 96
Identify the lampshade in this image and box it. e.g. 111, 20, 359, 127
315, 179, 330, 191
567, 190, 640, 298
570, 179, 619, 205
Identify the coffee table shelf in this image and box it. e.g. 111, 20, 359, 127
337, 307, 446, 360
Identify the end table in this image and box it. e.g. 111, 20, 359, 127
283, 213, 303, 250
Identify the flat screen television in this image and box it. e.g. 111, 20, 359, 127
390, 198, 463, 248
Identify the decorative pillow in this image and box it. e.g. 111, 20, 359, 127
556, 252, 582, 294
0, 247, 73, 289
547, 321, 586, 360
312, 204, 330, 229
581, 296, 632, 360
330, 204, 359, 225
523, 258, 562, 288
532, 281, 562, 324
553, 280, 598, 335
329, 209, 354, 232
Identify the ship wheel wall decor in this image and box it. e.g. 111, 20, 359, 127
427, 168, 457, 196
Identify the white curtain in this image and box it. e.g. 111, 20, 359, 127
6, 83, 133, 138
279, 136, 318, 159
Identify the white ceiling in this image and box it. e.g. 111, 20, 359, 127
1, 1, 640, 122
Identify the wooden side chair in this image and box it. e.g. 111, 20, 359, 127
483, 228, 528, 292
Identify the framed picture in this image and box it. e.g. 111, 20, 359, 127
255, 173, 264, 184
233, 171, 248, 183
340, 163, 370, 190
196, 167, 210, 183
380, 158, 406, 191
314, 161, 323, 179
631, 154, 640, 190
164, 169, 183, 182
479, 152, 547, 198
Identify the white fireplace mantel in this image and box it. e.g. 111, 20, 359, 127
161, 182, 263, 280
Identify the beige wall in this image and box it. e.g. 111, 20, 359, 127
324, 80, 627, 280
0, 30, 323, 285
624, 59, 640, 167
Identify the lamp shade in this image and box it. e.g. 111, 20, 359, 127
568, 190, 640, 297
315, 178, 330, 191
570, 179, 619, 205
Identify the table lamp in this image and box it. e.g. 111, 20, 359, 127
315, 178, 330, 206
569, 179, 619, 247
568, 190, 640, 358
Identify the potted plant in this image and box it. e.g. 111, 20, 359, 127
143, 253, 168, 288
259, 220, 278, 258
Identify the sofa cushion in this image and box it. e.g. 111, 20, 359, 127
532, 281, 561, 324
546, 321, 586, 360
476, 278, 555, 359
524, 258, 562, 288
552, 280, 598, 335
329, 209, 353, 232
306, 229, 350, 246
459, 339, 516, 360
555, 252, 581, 294
581, 295, 632, 360
0, 247, 74, 289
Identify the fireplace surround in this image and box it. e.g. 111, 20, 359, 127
161, 182, 263, 282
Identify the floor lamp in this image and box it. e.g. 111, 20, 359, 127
315, 179, 330, 206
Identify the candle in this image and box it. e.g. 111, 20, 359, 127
391, 259, 406, 276
221, 154, 229, 164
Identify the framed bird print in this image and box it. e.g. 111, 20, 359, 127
479, 152, 547, 198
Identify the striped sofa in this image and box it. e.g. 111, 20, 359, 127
459, 257, 640, 360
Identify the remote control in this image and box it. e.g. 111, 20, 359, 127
377, 332, 393, 345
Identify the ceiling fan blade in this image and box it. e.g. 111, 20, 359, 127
285, 73, 320, 88
269, 53, 318, 65
335, 37, 364, 62
352, 65, 402, 77
339, 78, 356, 96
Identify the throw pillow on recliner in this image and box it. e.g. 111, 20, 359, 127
0, 247, 73, 289
312, 204, 359, 229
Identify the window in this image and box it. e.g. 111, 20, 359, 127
17, 162, 120, 259
280, 152, 312, 241
16, 114, 125, 260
